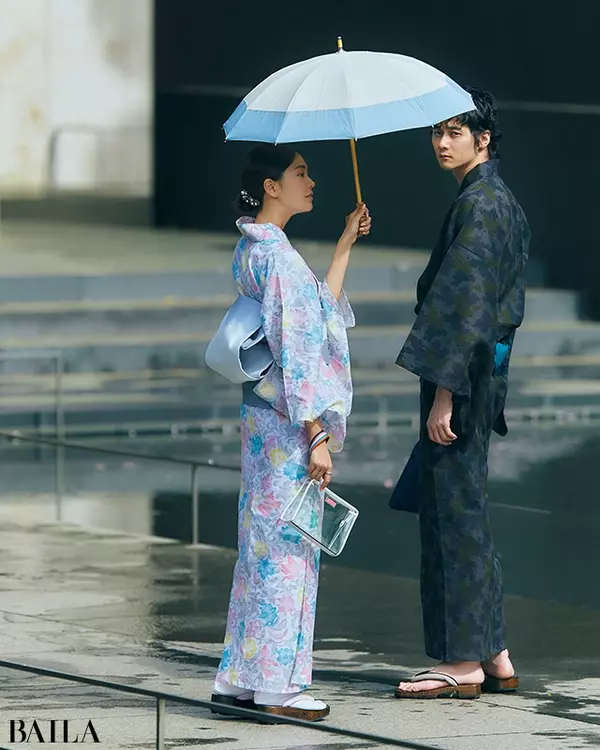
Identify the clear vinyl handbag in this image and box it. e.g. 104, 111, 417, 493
280, 478, 359, 557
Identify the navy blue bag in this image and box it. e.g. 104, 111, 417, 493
389, 441, 421, 514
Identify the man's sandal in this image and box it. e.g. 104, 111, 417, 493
394, 671, 481, 700
482, 673, 519, 693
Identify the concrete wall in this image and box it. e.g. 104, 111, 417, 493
0, 0, 152, 197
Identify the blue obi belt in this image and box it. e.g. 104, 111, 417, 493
494, 342, 511, 372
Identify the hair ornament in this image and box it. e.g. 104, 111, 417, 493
240, 189, 260, 208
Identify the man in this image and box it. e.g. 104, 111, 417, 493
394, 88, 530, 699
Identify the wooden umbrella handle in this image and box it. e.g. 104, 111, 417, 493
337, 40, 363, 204
349, 139, 363, 204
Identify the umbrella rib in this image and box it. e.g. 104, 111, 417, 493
276, 63, 330, 144
339, 55, 357, 138
383, 56, 430, 125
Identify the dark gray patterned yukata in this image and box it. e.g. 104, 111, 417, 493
396, 160, 530, 661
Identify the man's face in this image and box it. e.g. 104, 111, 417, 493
431, 119, 481, 171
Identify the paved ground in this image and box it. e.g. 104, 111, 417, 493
0, 518, 598, 750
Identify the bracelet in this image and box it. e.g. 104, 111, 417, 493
309, 431, 330, 453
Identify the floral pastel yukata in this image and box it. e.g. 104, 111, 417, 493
215, 218, 354, 693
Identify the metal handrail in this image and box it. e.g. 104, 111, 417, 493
0, 430, 241, 547
47, 123, 149, 193
0, 351, 65, 518
47, 125, 102, 191
0, 659, 438, 750
0, 431, 240, 470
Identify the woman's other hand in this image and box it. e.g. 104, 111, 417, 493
308, 442, 333, 490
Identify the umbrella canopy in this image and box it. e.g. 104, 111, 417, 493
224, 49, 474, 144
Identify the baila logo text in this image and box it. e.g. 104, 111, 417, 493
9, 720, 100, 743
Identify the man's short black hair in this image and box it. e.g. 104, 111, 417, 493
451, 87, 501, 159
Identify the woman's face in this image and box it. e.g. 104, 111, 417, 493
267, 153, 315, 214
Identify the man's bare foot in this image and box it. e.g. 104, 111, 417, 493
481, 649, 514, 679
397, 661, 485, 693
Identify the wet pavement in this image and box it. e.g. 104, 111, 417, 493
2, 417, 600, 612
0, 519, 598, 750
1, 417, 600, 748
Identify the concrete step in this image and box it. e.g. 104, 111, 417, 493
2, 389, 599, 438
1, 195, 152, 227
0, 271, 237, 304
1, 360, 600, 438
0, 263, 551, 308
1, 318, 600, 374
0, 219, 434, 299
345, 322, 600, 368
0, 288, 580, 343
525, 288, 580, 321
0, 217, 547, 282
0, 264, 428, 304
0, 291, 419, 340
0, 359, 598, 400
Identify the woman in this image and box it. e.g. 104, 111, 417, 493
211, 144, 370, 721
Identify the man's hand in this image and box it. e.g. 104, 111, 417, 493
427, 387, 457, 446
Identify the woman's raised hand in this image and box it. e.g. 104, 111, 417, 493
339, 203, 371, 248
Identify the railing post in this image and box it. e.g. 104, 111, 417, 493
191, 464, 200, 547
156, 697, 165, 750
54, 353, 65, 522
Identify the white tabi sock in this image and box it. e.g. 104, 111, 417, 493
254, 690, 327, 710
213, 680, 254, 701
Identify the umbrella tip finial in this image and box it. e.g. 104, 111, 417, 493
337, 36, 344, 51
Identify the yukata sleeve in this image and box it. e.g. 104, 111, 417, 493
396, 201, 499, 398
320, 281, 355, 329
253, 250, 351, 445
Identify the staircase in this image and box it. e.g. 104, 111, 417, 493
1, 221, 599, 437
